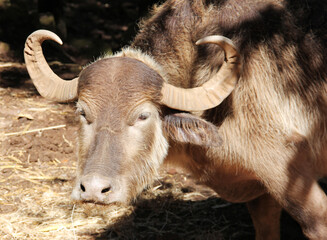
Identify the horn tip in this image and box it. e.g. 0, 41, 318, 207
196, 35, 227, 45
195, 39, 201, 45
28, 29, 63, 45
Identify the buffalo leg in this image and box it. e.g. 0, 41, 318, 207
247, 194, 281, 240
280, 179, 327, 240
260, 160, 327, 240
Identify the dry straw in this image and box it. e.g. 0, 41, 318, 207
0, 154, 134, 240
4, 124, 67, 137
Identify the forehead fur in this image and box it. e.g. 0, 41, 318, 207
78, 56, 164, 109
112, 47, 168, 83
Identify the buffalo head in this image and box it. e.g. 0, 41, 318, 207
24, 30, 241, 204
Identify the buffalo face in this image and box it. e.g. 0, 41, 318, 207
71, 57, 169, 203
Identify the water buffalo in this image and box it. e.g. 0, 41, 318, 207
24, 0, 327, 239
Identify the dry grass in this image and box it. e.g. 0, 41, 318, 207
0, 152, 239, 240
3, 124, 67, 137
0, 154, 136, 240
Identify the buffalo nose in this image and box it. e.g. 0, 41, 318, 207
79, 175, 111, 202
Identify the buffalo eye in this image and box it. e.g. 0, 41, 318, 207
138, 112, 151, 121
79, 109, 86, 118
77, 108, 92, 124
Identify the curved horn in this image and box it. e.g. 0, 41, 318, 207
24, 30, 78, 102
160, 35, 241, 111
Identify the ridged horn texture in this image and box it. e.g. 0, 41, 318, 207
160, 35, 241, 111
24, 29, 78, 102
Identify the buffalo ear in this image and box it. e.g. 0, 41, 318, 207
163, 113, 222, 147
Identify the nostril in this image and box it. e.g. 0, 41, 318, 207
101, 187, 111, 194
79, 176, 112, 200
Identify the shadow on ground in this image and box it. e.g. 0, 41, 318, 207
92, 189, 308, 240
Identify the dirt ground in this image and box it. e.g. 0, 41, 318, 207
0, 0, 312, 239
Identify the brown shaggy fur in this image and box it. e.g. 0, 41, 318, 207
71, 1, 327, 239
